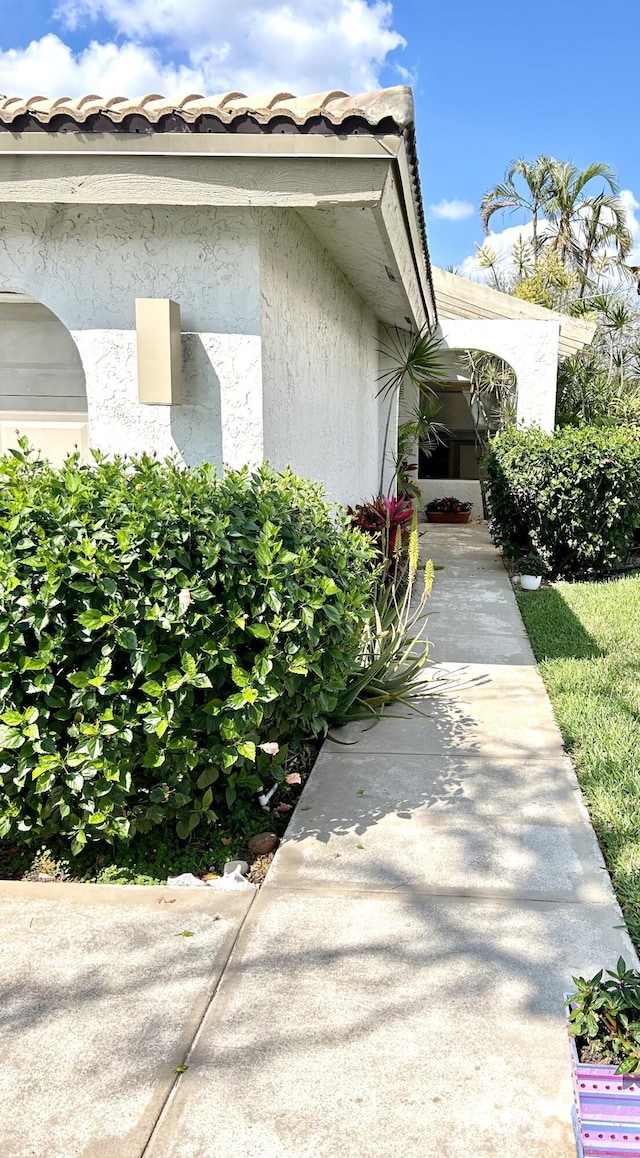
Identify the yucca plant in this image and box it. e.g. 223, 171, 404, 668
328, 512, 435, 726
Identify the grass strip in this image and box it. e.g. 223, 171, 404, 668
517, 577, 640, 944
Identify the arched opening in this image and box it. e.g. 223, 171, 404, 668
418, 348, 517, 481
0, 289, 88, 464
396, 340, 518, 516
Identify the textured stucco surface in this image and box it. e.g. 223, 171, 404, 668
0, 202, 388, 490
419, 478, 484, 513
260, 208, 382, 506
0, 203, 263, 467
438, 318, 560, 432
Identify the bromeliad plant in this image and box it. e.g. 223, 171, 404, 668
347, 494, 414, 564
566, 959, 640, 1074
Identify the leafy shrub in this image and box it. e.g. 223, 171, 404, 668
485, 425, 640, 577
517, 552, 546, 577
567, 958, 640, 1075
0, 447, 375, 852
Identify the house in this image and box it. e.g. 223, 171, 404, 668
0, 86, 595, 508
416, 267, 596, 510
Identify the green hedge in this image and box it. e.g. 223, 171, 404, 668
485, 425, 640, 577
0, 448, 375, 852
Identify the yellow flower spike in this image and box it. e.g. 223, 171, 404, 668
408, 511, 419, 586
424, 559, 434, 597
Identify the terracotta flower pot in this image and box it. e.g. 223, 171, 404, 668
568, 1007, 640, 1156
425, 511, 471, 524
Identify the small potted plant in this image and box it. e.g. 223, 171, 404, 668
518, 551, 546, 591
425, 497, 473, 525
566, 959, 640, 1156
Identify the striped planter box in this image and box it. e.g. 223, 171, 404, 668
569, 1022, 640, 1156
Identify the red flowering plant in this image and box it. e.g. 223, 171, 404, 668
425, 496, 473, 514
347, 494, 414, 570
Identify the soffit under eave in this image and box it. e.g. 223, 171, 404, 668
299, 203, 419, 329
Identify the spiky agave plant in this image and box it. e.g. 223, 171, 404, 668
328, 511, 435, 726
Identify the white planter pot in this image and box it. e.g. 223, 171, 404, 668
520, 574, 542, 591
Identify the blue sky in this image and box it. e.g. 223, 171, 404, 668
1, 0, 639, 271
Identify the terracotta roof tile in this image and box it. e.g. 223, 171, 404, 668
0, 85, 414, 130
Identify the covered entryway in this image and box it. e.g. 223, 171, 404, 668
0, 290, 88, 464
403, 268, 597, 513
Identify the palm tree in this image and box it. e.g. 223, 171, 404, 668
574, 191, 633, 297
376, 327, 451, 493
544, 161, 625, 267
480, 156, 555, 263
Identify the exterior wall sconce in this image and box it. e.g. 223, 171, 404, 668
135, 298, 183, 405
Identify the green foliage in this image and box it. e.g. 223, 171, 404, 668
328, 517, 434, 726
0, 446, 375, 852
512, 250, 577, 310
517, 551, 546, 576
486, 425, 640, 577
567, 959, 640, 1074
395, 395, 447, 499
377, 326, 450, 493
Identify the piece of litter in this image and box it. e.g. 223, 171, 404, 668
207, 864, 256, 892
167, 873, 207, 888
257, 782, 278, 808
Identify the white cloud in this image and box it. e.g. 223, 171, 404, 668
0, 0, 406, 97
0, 34, 210, 96
429, 198, 474, 222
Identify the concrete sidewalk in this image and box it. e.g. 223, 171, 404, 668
143, 524, 635, 1157
1, 523, 634, 1157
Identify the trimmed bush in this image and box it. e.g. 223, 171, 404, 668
485, 425, 640, 577
0, 448, 375, 852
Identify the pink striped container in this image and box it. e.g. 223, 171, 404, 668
568, 1014, 640, 1157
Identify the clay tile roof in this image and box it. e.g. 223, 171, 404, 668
0, 84, 414, 130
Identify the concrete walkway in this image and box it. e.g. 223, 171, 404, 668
0, 523, 635, 1156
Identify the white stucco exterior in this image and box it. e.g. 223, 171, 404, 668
0, 202, 388, 503
438, 318, 560, 433
0, 203, 263, 469
260, 209, 382, 505
0, 90, 597, 510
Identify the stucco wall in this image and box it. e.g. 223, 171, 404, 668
0, 203, 263, 468
438, 318, 560, 432
259, 209, 382, 507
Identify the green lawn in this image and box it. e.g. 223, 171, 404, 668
517, 576, 640, 944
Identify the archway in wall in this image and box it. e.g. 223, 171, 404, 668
398, 341, 518, 518
418, 347, 517, 483
0, 290, 88, 464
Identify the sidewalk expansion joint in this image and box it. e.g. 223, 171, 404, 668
138, 889, 257, 1158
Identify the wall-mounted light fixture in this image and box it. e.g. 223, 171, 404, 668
135, 298, 182, 405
